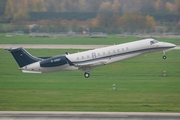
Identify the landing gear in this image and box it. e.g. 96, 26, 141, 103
84, 72, 90, 78
163, 55, 166, 59
162, 51, 166, 60
80, 66, 93, 78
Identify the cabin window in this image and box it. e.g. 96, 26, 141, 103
77, 57, 79, 60
113, 50, 115, 53
108, 51, 110, 54
117, 49, 120, 52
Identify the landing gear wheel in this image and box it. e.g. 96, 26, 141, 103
84, 72, 90, 78
163, 55, 166, 59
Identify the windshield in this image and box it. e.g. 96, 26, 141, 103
154, 40, 159, 43
150, 40, 159, 45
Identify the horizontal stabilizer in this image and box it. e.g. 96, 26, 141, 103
4, 47, 22, 52
22, 70, 42, 73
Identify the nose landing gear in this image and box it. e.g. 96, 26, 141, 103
163, 51, 166, 59
163, 55, 166, 59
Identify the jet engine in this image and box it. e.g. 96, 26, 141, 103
40, 55, 67, 67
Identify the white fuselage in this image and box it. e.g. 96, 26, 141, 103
21, 38, 176, 74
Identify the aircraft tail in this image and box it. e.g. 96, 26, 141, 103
4, 47, 42, 68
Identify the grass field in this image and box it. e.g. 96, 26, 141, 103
0, 48, 180, 112
0, 33, 180, 45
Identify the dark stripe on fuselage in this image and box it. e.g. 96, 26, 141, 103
71, 47, 172, 65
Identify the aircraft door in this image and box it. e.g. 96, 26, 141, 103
92, 52, 96, 59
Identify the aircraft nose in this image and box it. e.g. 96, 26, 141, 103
169, 43, 176, 48
163, 42, 176, 48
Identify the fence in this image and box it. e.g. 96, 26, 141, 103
135, 34, 180, 39
29, 32, 107, 38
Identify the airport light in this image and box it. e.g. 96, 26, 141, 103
113, 84, 116, 90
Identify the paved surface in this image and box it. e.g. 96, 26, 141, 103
0, 111, 180, 120
0, 44, 110, 49
0, 44, 179, 49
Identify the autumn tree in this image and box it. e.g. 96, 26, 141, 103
97, 13, 119, 28
90, 18, 100, 27
140, 0, 156, 14
122, 0, 143, 13
86, 0, 103, 12
98, 2, 112, 14
97, 1, 121, 28
5, 0, 15, 18
12, 0, 29, 13
45, 0, 57, 12
146, 15, 156, 28
166, 2, 175, 13
116, 16, 123, 27
111, 0, 121, 13
61, 0, 85, 12
71, 19, 77, 27
28, 0, 46, 12
116, 13, 155, 31
177, 2, 180, 14
0, 0, 7, 15
37, 0, 46, 11
177, 20, 180, 30
78, 0, 87, 12
13, 9, 30, 22
154, 0, 165, 13
29, 0, 38, 12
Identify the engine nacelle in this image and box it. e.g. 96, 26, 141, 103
40, 55, 67, 67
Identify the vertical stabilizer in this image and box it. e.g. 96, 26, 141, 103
4, 47, 42, 67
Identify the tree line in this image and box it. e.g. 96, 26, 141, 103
1, 0, 180, 16
0, 0, 180, 33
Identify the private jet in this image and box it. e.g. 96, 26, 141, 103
4, 38, 176, 78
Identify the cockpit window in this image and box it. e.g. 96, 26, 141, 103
150, 40, 159, 45
154, 40, 159, 43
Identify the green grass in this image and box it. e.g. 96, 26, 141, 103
0, 33, 180, 45
0, 49, 180, 112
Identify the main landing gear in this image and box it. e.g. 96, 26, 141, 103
84, 72, 90, 78
80, 66, 94, 78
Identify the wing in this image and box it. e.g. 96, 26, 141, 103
74, 60, 107, 67
74, 60, 107, 73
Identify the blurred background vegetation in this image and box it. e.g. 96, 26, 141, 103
0, 0, 180, 34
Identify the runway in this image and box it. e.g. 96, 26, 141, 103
0, 111, 180, 120
0, 44, 180, 49
0, 44, 109, 49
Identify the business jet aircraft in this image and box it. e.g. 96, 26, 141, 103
4, 38, 176, 78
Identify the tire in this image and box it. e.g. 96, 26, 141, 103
163, 56, 166, 59
84, 72, 90, 78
